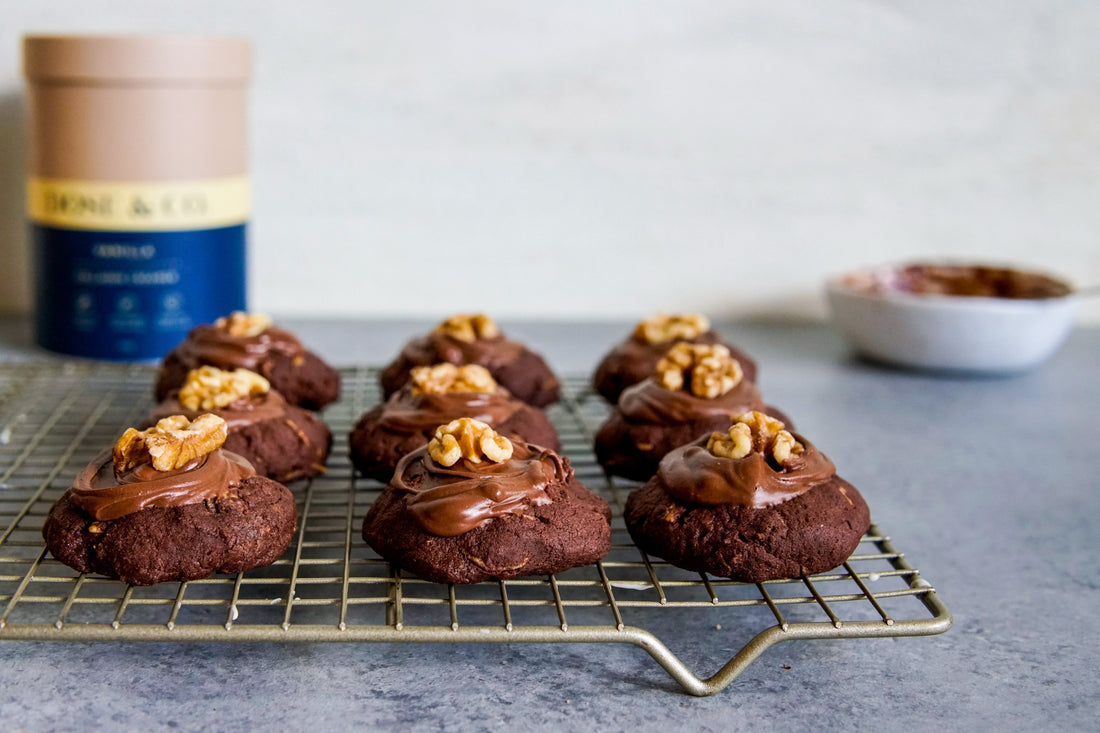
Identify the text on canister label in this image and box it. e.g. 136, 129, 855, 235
27, 176, 249, 231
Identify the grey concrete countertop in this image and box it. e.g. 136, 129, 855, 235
1, 317, 1097, 730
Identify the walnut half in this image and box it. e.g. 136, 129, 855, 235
432, 313, 500, 343
409, 363, 497, 395
654, 342, 743, 398
427, 418, 513, 467
633, 312, 710, 344
707, 411, 804, 466
113, 414, 228, 473
177, 366, 271, 411
215, 311, 272, 338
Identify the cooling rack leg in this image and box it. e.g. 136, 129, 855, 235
621, 625, 786, 697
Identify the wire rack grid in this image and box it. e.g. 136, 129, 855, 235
0, 363, 951, 696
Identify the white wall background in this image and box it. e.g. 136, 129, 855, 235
2, 1, 1098, 322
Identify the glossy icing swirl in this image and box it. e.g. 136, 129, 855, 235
147, 390, 292, 430
69, 449, 256, 521
618, 377, 765, 423
391, 442, 565, 537
378, 387, 523, 433
657, 433, 836, 508
174, 324, 304, 371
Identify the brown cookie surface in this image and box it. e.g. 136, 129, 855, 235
155, 325, 340, 410
380, 333, 560, 408
43, 475, 298, 586
222, 406, 331, 483
595, 413, 731, 482
148, 393, 332, 484
362, 457, 611, 585
592, 330, 758, 405
624, 477, 870, 582
349, 388, 560, 483
594, 377, 773, 482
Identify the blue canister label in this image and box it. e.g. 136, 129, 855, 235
28, 176, 249, 360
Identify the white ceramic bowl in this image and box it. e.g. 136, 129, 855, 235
826, 264, 1079, 374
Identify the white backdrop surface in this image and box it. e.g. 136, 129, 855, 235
1, 1, 1097, 321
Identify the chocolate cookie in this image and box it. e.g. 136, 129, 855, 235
149, 389, 332, 483
43, 415, 297, 585
350, 386, 560, 483
593, 314, 757, 404
44, 474, 297, 586
623, 415, 870, 582
155, 312, 340, 410
595, 343, 767, 482
379, 314, 560, 408
362, 420, 610, 584
221, 410, 331, 483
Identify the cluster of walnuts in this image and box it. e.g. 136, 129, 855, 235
427, 418, 514, 467
113, 414, 228, 473
654, 342, 743, 399
707, 411, 803, 466
214, 311, 272, 338
432, 313, 500, 343
409, 363, 497, 395
633, 312, 709, 344
177, 366, 270, 411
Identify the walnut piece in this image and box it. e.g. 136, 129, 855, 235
633, 312, 710, 344
215, 311, 272, 338
707, 411, 804, 466
113, 414, 228, 473
177, 366, 271, 410
432, 313, 500, 343
409, 363, 497, 395
708, 422, 753, 460
654, 342, 743, 398
427, 417, 513, 467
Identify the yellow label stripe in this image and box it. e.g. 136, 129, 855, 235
27, 176, 250, 231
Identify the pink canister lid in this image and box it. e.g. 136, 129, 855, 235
23, 34, 251, 84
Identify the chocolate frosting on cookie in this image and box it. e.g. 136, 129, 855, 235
592, 330, 760, 404
70, 449, 256, 521
172, 324, 305, 372
381, 327, 559, 408
618, 331, 723, 366
406, 333, 526, 371
657, 434, 836, 508
618, 377, 765, 423
378, 388, 524, 433
391, 442, 566, 537
148, 390, 293, 430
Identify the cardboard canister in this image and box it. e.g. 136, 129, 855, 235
23, 35, 251, 359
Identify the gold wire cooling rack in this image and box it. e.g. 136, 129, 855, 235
0, 363, 951, 696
